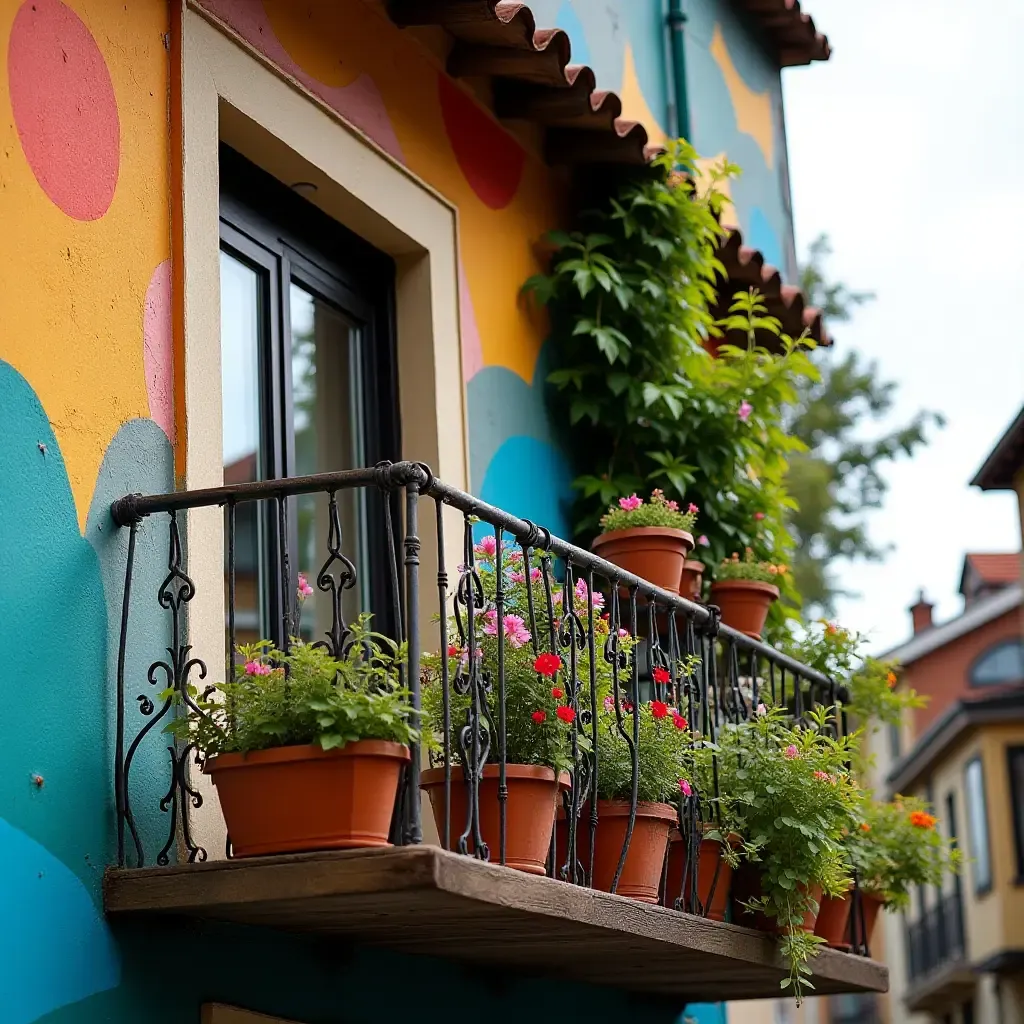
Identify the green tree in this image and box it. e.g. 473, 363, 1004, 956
787, 234, 943, 613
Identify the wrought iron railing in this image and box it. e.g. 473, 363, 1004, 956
906, 889, 966, 981
109, 460, 859, 932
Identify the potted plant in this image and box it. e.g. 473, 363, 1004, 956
421, 542, 603, 875
719, 704, 859, 1003
169, 616, 417, 857
663, 737, 743, 920
709, 549, 785, 639
680, 553, 706, 602
579, 669, 696, 903
592, 489, 698, 595
836, 795, 961, 949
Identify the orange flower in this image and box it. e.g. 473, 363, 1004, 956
860, 822, 871, 833
910, 811, 936, 830
886, 671, 897, 688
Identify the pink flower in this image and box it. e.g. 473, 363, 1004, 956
244, 660, 271, 676
754, 511, 765, 521
784, 744, 799, 759
756, 703, 767, 717
697, 535, 709, 547
666, 500, 679, 511
482, 608, 499, 635
813, 770, 830, 782
679, 779, 693, 798
574, 578, 606, 611
503, 614, 532, 648
738, 400, 753, 422
618, 628, 629, 638
475, 535, 497, 557
531, 566, 543, 582
618, 494, 643, 511
603, 695, 616, 711
509, 571, 526, 584
688, 503, 699, 515
297, 573, 314, 599
508, 550, 523, 563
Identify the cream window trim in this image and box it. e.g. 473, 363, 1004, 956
179, 7, 467, 856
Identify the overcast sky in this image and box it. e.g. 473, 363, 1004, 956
781, 0, 1024, 653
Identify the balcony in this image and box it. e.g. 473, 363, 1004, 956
102, 461, 887, 1004
905, 889, 973, 1013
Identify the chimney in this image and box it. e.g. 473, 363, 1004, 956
910, 590, 934, 634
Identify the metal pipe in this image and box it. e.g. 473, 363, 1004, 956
667, 0, 691, 141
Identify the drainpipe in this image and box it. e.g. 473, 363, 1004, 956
666, 0, 691, 141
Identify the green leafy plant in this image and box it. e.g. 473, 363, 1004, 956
715, 549, 787, 584
598, 489, 699, 533
593, 655, 701, 804
717, 704, 860, 1002
421, 540, 622, 774
849, 795, 961, 909
167, 616, 418, 757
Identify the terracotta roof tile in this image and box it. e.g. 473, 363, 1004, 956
737, 0, 830, 67
965, 553, 1023, 586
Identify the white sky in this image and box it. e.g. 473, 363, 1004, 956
782, 0, 1024, 653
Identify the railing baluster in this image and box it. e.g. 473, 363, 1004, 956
494, 526, 507, 867
434, 498, 451, 851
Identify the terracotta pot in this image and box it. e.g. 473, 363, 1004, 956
731, 865, 822, 934
709, 579, 780, 639
853, 891, 885, 949
680, 560, 705, 602
592, 528, 694, 596
421, 764, 569, 875
815, 888, 853, 949
663, 827, 740, 920
585, 800, 677, 903
206, 739, 409, 857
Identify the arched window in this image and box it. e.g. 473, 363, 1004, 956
969, 640, 1024, 687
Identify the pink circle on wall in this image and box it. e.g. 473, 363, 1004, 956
143, 259, 175, 443
8, 0, 120, 220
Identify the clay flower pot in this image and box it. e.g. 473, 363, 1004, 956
731, 865, 822, 934
421, 764, 570, 875
592, 528, 694, 596
815, 888, 853, 949
588, 800, 677, 903
709, 579, 780, 639
853, 890, 885, 948
663, 826, 740, 920
680, 560, 705, 602
206, 739, 409, 857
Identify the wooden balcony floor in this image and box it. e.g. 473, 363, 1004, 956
104, 845, 887, 1003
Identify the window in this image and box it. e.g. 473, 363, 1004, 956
830, 993, 879, 1023
219, 146, 399, 651
1008, 747, 1024, 880
964, 757, 992, 893
969, 640, 1024, 687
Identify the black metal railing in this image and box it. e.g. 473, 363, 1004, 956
906, 890, 966, 981
109, 461, 857, 928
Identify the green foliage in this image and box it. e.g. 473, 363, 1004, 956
788, 234, 944, 613
715, 548, 787, 584
718, 704, 860, 1002
598, 488, 699, 533
593, 655, 701, 804
167, 616, 418, 756
849, 795, 961, 910
421, 544, 619, 774
525, 151, 818, 624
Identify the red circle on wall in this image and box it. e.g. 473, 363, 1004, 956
438, 73, 524, 211
8, 0, 120, 220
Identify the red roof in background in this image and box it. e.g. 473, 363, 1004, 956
965, 552, 1023, 586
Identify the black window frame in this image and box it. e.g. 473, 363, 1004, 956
968, 639, 1024, 688
218, 144, 401, 646
1007, 746, 1024, 882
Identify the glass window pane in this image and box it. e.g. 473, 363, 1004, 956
965, 758, 992, 892
971, 641, 1024, 687
290, 282, 367, 643
221, 249, 267, 649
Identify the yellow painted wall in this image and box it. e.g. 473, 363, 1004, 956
0, 0, 172, 526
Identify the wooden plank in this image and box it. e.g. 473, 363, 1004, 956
105, 846, 888, 1002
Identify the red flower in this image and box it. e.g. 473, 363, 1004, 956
447, 644, 461, 658
533, 652, 562, 677
754, 511, 766, 521
652, 666, 671, 685
673, 713, 688, 731
650, 700, 669, 719
555, 705, 576, 724
531, 710, 547, 724
551, 687, 564, 699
